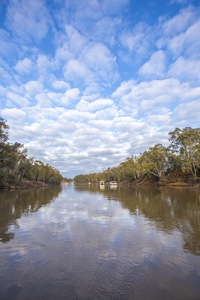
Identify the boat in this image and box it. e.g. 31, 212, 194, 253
99, 181, 105, 185
109, 181, 117, 186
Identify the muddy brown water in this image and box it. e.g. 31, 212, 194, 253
0, 184, 200, 299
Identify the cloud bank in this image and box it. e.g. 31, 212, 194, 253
0, 0, 200, 177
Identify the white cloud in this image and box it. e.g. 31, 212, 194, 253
158, 19, 200, 59
6, 0, 50, 42
113, 116, 145, 134
52, 80, 70, 90
76, 98, 114, 112
89, 119, 113, 130
121, 22, 151, 53
55, 24, 118, 88
162, 7, 197, 37
100, 0, 129, 15
58, 109, 94, 123
6, 91, 30, 107
168, 57, 200, 84
82, 43, 116, 81
35, 92, 62, 107
1, 0, 199, 177
63, 0, 128, 31
171, 99, 200, 128
145, 113, 171, 124
170, 0, 189, 4
55, 25, 87, 63
114, 78, 198, 105
0, 66, 12, 85
62, 44, 117, 87
169, 20, 200, 58
2, 108, 27, 120
110, 78, 200, 142
112, 80, 135, 98
37, 55, 56, 81
0, 29, 16, 58
15, 58, 34, 74
121, 32, 141, 53
60, 88, 80, 107
88, 17, 121, 46
64, 59, 93, 85
95, 106, 119, 120
120, 22, 153, 65
139, 50, 167, 78
25, 81, 44, 95
0, 85, 5, 95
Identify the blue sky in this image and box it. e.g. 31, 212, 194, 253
0, 0, 200, 178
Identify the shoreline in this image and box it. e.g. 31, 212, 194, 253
0, 180, 48, 190
1, 177, 200, 191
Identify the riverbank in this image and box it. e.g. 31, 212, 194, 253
0, 180, 48, 190
158, 178, 200, 188
75, 177, 200, 189
130, 173, 200, 189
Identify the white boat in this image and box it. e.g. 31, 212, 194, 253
99, 181, 105, 185
109, 181, 117, 186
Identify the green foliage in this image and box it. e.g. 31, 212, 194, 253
0, 118, 63, 187
0, 118, 9, 143
119, 156, 142, 181
169, 127, 200, 177
74, 127, 200, 183
139, 144, 168, 179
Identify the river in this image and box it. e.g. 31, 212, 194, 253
0, 184, 200, 299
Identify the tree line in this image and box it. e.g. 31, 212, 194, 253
74, 127, 200, 184
0, 118, 64, 188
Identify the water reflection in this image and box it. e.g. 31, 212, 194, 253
0, 186, 62, 243
75, 185, 200, 256
0, 185, 200, 300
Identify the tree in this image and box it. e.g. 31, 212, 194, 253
119, 156, 142, 181
0, 118, 9, 143
139, 144, 169, 179
169, 127, 200, 177
0, 119, 10, 185
0, 118, 64, 187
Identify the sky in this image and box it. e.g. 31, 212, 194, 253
0, 0, 200, 178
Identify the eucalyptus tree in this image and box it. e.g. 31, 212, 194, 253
0, 118, 64, 187
0, 119, 11, 185
0, 118, 9, 169
5, 142, 27, 178
44, 165, 63, 183
119, 156, 142, 181
169, 127, 200, 177
104, 167, 116, 181
0, 118, 9, 143
138, 144, 169, 180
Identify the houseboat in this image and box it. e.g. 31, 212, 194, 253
109, 181, 117, 186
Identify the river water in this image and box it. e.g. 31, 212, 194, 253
0, 184, 200, 300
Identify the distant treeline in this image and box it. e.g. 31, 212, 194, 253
0, 118, 64, 188
74, 127, 200, 184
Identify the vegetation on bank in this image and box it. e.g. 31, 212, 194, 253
0, 118, 64, 188
74, 127, 200, 186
